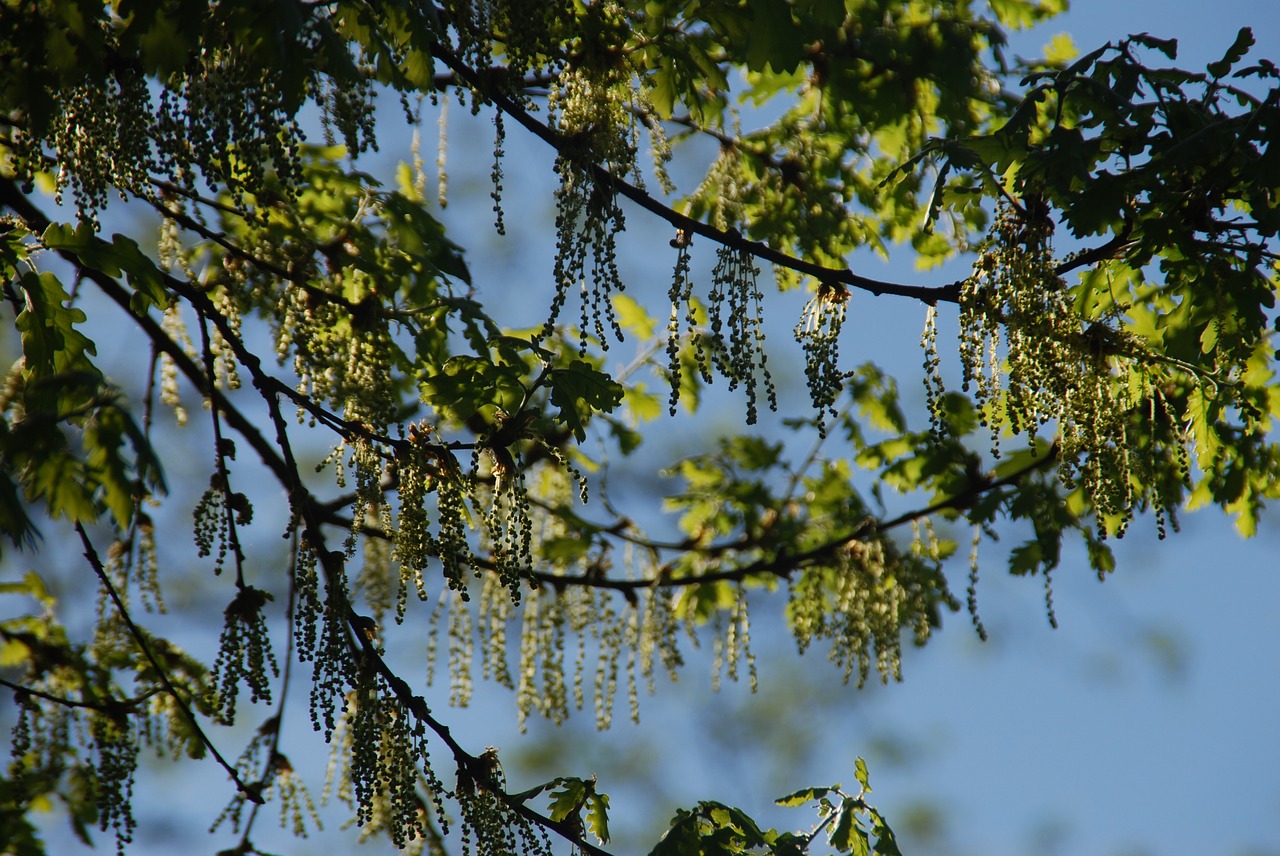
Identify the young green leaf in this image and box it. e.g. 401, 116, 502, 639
586, 792, 611, 843
775, 785, 832, 807
829, 796, 867, 855
854, 757, 871, 792
547, 777, 587, 822
548, 360, 624, 442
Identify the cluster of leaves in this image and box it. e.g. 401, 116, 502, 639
903, 30, 1280, 585
655, 759, 898, 856
0, 0, 1277, 854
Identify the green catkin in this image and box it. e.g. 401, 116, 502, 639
437, 98, 449, 208
544, 158, 628, 353
448, 591, 475, 708
514, 588, 543, 732
573, 588, 591, 713
625, 604, 642, 723
921, 305, 948, 441
735, 588, 758, 692
596, 593, 624, 728
309, 562, 357, 743
944, 203, 1193, 541
665, 236, 697, 413
967, 526, 988, 641
1043, 566, 1058, 629
209, 585, 280, 724
89, 713, 139, 856
491, 111, 506, 234
479, 573, 515, 689
796, 281, 852, 435
707, 246, 778, 423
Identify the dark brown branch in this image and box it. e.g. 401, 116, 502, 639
149, 193, 363, 313
0, 676, 161, 713
433, 41, 1149, 298
427, 40, 966, 305
1055, 230, 1137, 276
6, 167, 615, 856
331, 443, 1058, 593
879, 444, 1058, 530
75, 522, 265, 805
149, 179, 243, 216
430, 68, 556, 92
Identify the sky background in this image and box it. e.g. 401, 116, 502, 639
8, 2, 1280, 856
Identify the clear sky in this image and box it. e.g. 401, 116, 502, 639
17, 3, 1280, 856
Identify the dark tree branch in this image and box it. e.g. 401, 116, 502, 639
0, 676, 161, 713
427, 41, 967, 305
197, 309, 250, 586
432, 38, 1162, 301
148, 192, 364, 314
75, 522, 265, 804
4, 177, 623, 856
331, 444, 1058, 593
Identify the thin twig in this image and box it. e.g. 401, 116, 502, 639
74, 522, 265, 804
197, 309, 249, 586
236, 529, 303, 849
0, 676, 161, 712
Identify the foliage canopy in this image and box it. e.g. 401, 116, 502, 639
0, 0, 1277, 853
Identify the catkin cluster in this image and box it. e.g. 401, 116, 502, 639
787, 530, 951, 686
424, 557, 687, 734
541, 56, 642, 351
707, 247, 779, 423
954, 206, 1077, 455
544, 157, 628, 353
209, 585, 280, 725
796, 282, 852, 434
930, 204, 1189, 538
662, 234, 782, 423
451, 0, 572, 94
88, 713, 139, 856
12, 45, 305, 224
453, 748, 554, 856
319, 681, 449, 854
